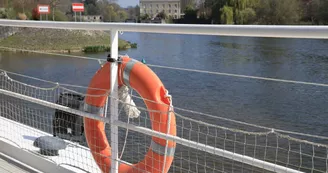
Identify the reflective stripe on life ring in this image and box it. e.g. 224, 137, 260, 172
123, 59, 138, 87
83, 56, 176, 173
82, 103, 103, 116
150, 140, 175, 157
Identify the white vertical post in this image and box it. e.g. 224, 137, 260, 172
110, 29, 119, 173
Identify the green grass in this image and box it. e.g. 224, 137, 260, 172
83, 45, 110, 53
82, 43, 136, 53
0, 28, 132, 52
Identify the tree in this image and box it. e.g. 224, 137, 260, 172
126, 5, 140, 19
118, 10, 128, 21
236, 8, 256, 24
12, 0, 34, 13
184, 5, 197, 20
126, 6, 134, 19
220, 5, 233, 24
183, 0, 195, 9
256, 0, 301, 25
93, 1, 131, 22
103, 5, 119, 22
319, 1, 328, 24
156, 11, 167, 19
198, 0, 211, 19
84, 0, 97, 6
140, 13, 150, 20
134, 5, 140, 19
206, 0, 227, 23
305, 0, 328, 24
204, 0, 259, 24
50, 0, 60, 21
86, 4, 99, 15
97, 0, 110, 16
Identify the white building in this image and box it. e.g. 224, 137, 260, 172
140, 0, 181, 19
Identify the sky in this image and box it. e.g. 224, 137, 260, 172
118, 0, 139, 7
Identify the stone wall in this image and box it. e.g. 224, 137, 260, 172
0, 26, 20, 40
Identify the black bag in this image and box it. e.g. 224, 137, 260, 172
53, 92, 85, 141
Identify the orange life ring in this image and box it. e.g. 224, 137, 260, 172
83, 56, 176, 173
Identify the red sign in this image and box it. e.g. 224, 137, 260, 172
72, 3, 84, 12
37, 5, 50, 14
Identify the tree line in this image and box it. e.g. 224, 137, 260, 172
1, 0, 327, 25
186, 0, 328, 25
83, 0, 139, 22
0, 0, 139, 22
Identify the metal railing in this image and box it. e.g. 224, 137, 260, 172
0, 88, 303, 173
1, 19, 328, 39
1, 19, 328, 173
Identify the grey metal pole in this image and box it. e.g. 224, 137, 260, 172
80, 12, 82, 22
74, 12, 76, 22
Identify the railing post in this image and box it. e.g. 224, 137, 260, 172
110, 29, 119, 173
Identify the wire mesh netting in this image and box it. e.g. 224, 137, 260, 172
1, 70, 328, 173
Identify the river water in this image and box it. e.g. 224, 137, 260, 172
1, 33, 328, 171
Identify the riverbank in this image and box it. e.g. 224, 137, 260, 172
0, 27, 134, 53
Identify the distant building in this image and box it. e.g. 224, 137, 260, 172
140, 0, 181, 19
82, 15, 103, 22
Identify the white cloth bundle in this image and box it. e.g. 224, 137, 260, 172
118, 86, 140, 118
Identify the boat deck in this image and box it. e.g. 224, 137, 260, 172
0, 116, 101, 173
0, 153, 37, 173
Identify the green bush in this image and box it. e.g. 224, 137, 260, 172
0, 8, 17, 19
25, 11, 32, 20
0, 9, 7, 18
165, 16, 174, 23
2, 8, 17, 19
83, 43, 134, 53
130, 43, 137, 48
83, 45, 110, 53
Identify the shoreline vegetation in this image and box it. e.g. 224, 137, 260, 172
176, 0, 328, 25
0, 27, 137, 53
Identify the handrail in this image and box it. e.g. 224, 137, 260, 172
0, 88, 303, 173
0, 19, 328, 39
